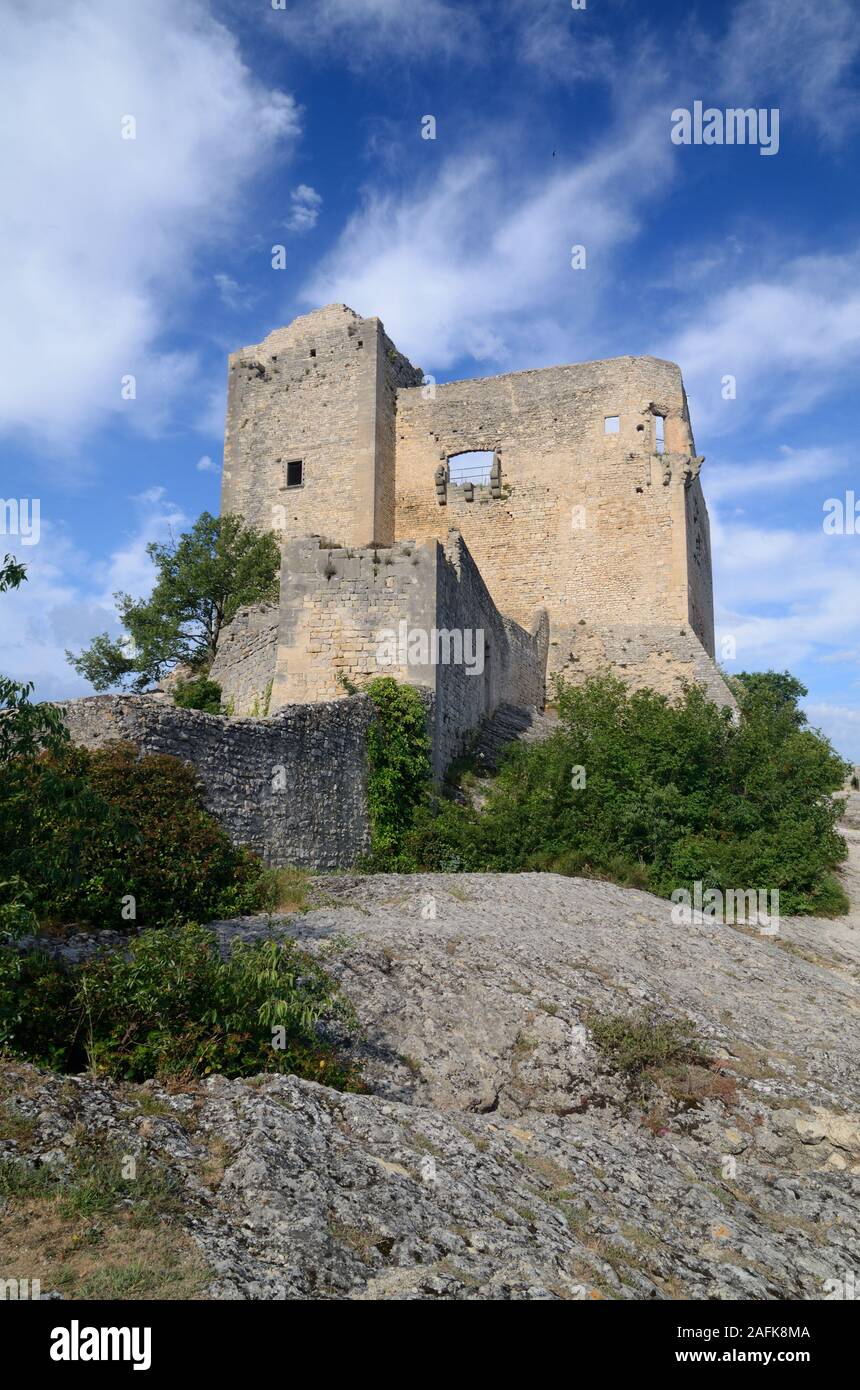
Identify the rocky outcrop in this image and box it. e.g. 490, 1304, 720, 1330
4, 829, 858, 1301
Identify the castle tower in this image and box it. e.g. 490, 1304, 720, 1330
221, 304, 421, 550
217, 307, 732, 717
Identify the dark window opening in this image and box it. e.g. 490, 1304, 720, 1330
309, 348, 316, 358
286, 460, 303, 488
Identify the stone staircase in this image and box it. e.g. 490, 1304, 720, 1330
470, 702, 559, 773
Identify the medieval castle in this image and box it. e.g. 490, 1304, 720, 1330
61, 304, 734, 867
211, 304, 733, 746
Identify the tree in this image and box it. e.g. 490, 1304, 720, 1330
0, 555, 68, 762
1, 554, 71, 940
66, 512, 279, 692
731, 670, 809, 727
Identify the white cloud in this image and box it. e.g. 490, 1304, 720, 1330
717, 0, 860, 142
266, 0, 480, 64
213, 272, 256, 311
0, 0, 299, 448
657, 247, 860, 437
502, 0, 616, 84
705, 445, 846, 502
0, 488, 187, 700
286, 184, 322, 233
302, 107, 674, 373
713, 506, 860, 677
804, 703, 860, 760
196, 454, 219, 473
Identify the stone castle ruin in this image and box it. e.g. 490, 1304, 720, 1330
214, 304, 732, 731
60, 303, 734, 867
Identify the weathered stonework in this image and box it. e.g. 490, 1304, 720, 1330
220, 305, 735, 716
550, 622, 735, 708
52, 308, 737, 872
268, 529, 548, 778
57, 694, 372, 869
209, 603, 279, 717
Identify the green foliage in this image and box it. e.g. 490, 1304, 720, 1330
370, 671, 850, 916
172, 676, 223, 714
0, 555, 69, 763
0, 925, 362, 1089
587, 1010, 708, 1079
66, 512, 279, 692
0, 741, 267, 931
364, 678, 432, 853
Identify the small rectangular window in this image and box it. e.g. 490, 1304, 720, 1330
604, 416, 620, 434
655, 416, 665, 453
286, 460, 303, 488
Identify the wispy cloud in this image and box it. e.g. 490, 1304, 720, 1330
0, 488, 187, 700
705, 445, 847, 502
716, 0, 860, 142
286, 184, 322, 233
264, 0, 481, 66
302, 104, 675, 372
0, 0, 299, 449
657, 247, 860, 437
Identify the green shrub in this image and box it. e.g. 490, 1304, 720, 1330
0, 741, 268, 931
173, 676, 222, 714
364, 677, 432, 854
0, 924, 363, 1089
368, 671, 850, 916
587, 1010, 709, 1079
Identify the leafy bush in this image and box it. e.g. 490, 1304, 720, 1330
172, 675, 223, 714
1, 924, 363, 1089
587, 1010, 708, 1079
364, 677, 432, 853
369, 671, 850, 916
0, 741, 268, 931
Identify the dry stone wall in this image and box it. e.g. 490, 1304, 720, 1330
57, 694, 373, 869
209, 603, 279, 717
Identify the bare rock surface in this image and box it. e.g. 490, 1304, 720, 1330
3, 840, 859, 1300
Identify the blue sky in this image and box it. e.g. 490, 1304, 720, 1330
2, 0, 860, 756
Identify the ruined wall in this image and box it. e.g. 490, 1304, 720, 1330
221, 304, 420, 549
268, 530, 548, 775
57, 695, 373, 869
550, 622, 737, 712
684, 473, 716, 658
393, 356, 709, 648
433, 532, 549, 774
209, 603, 278, 716
270, 535, 439, 705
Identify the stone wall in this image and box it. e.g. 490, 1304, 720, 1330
209, 603, 279, 716
393, 355, 708, 649
57, 694, 373, 869
221, 303, 421, 550
549, 622, 737, 712
432, 532, 549, 774
268, 529, 548, 776
216, 306, 730, 730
